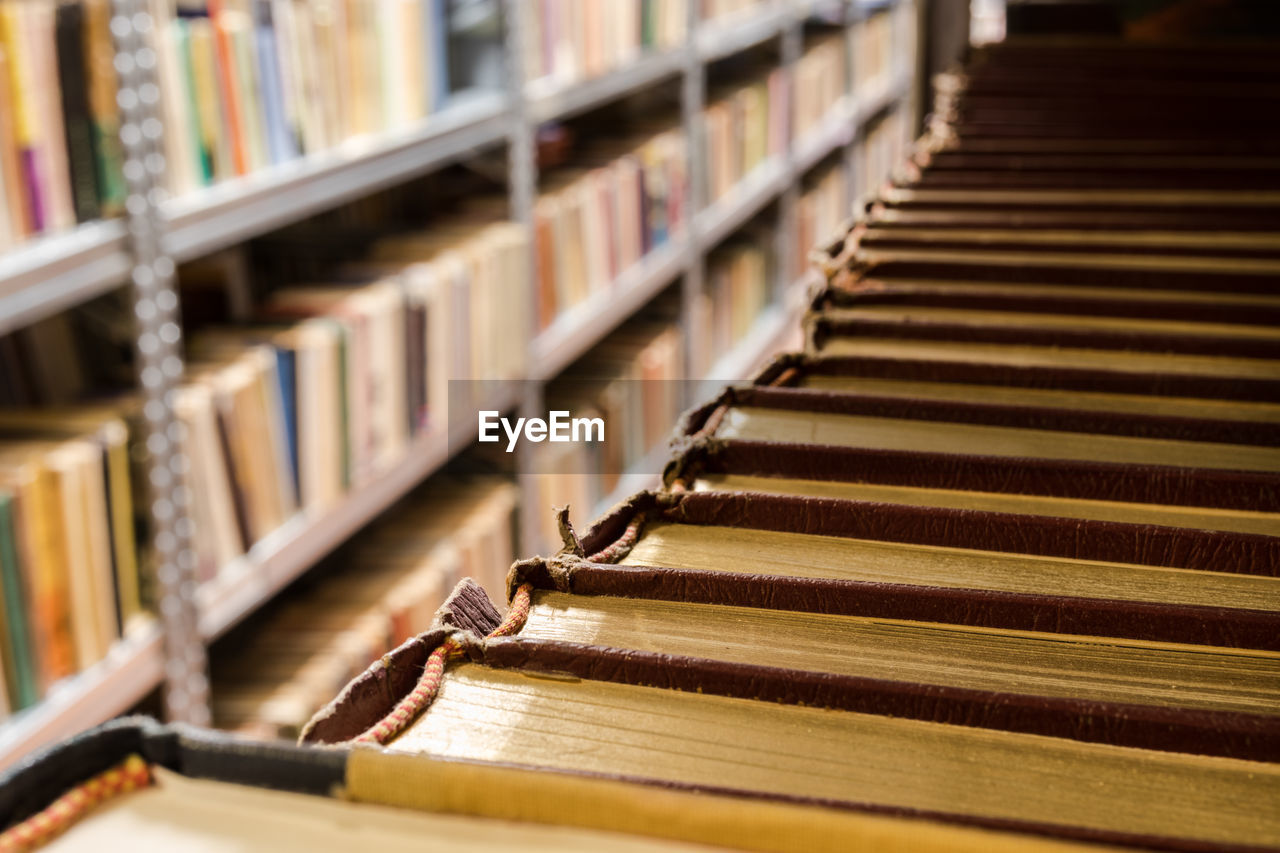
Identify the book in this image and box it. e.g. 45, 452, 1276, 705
289, 38, 1278, 853
535, 126, 686, 326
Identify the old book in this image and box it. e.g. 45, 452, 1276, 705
2, 717, 1133, 853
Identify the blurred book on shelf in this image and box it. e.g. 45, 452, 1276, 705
0, 406, 144, 718
793, 32, 846, 141
703, 60, 787, 205
692, 227, 774, 376
149, 0, 455, 197
0, 0, 125, 249
210, 474, 516, 739
852, 6, 893, 96
535, 124, 686, 328
857, 107, 905, 197
538, 304, 684, 549
522, 0, 687, 88
176, 208, 528, 584
794, 160, 848, 280
701, 0, 765, 23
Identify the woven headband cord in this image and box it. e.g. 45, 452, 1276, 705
351, 582, 535, 746
0, 755, 152, 852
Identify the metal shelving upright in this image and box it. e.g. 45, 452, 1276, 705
0, 0, 920, 770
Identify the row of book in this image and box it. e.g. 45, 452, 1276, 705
0, 409, 142, 717
535, 126, 687, 327
0, 0, 124, 248
793, 32, 846, 140
851, 8, 897, 94
178, 214, 528, 580
704, 62, 788, 204
522, 0, 687, 88
276, 38, 1280, 853
212, 476, 516, 739
537, 311, 685, 550
856, 105, 905, 197
692, 233, 773, 376
150, 0, 451, 198
792, 159, 849, 281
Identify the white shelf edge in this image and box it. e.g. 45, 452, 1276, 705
0, 622, 164, 773
697, 157, 790, 249
794, 97, 858, 174
530, 238, 690, 382
162, 92, 511, 262
196, 382, 522, 641
0, 220, 131, 337
527, 49, 687, 124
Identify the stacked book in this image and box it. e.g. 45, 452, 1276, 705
523, 0, 687, 88
5, 37, 1280, 853
291, 38, 1279, 853
149, 0, 451, 197
0, 0, 125, 246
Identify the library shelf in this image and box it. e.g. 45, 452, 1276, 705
590, 298, 805, 520
0, 622, 164, 773
856, 70, 912, 128
0, 220, 131, 337
697, 156, 790, 249
527, 49, 687, 124
196, 381, 523, 641
162, 91, 511, 263
794, 97, 858, 174
697, 5, 790, 63
529, 237, 691, 382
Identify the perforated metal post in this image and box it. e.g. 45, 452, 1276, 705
110, 0, 210, 725
504, 0, 549, 557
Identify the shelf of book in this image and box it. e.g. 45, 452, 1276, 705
697, 156, 790, 249
0, 622, 164, 773
161, 92, 511, 263
527, 49, 688, 124
0, 221, 132, 337
195, 381, 523, 641
697, 4, 791, 62
530, 238, 691, 382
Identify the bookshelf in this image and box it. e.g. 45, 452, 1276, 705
0, 0, 920, 770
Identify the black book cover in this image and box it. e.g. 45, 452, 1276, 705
55, 1, 102, 223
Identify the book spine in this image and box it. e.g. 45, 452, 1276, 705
0, 493, 37, 710
210, 0, 249, 175
54, 2, 101, 223
83, 0, 125, 216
